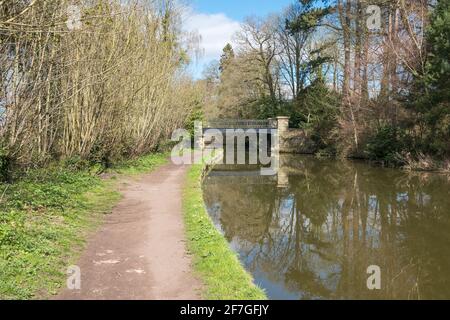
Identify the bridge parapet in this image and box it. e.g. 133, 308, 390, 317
204, 119, 276, 130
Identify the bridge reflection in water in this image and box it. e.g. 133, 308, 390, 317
202, 154, 450, 300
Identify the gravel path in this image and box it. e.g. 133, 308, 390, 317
57, 162, 202, 300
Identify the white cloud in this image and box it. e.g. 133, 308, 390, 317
184, 12, 241, 62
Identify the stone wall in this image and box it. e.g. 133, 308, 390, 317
275, 117, 314, 154
280, 129, 315, 154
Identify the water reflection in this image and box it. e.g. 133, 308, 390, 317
202, 155, 450, 300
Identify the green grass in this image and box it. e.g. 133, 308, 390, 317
0, 153, 167, 299
109, 152, 168, 175
183, 164, 267, 300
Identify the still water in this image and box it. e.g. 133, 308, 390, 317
202, 155, 450, 300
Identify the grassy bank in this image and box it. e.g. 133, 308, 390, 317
183, 164, 267, 300
0, 153, 167, 299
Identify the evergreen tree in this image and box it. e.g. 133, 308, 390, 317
411, 0, 450, 156
423, 0, 450, 102
219, 43, 235, 72
287, 0, 332, 33
287, 0, 334, 85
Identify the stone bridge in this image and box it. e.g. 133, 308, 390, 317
199, 117, 312, 154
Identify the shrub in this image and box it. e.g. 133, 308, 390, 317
365, 125, 406, 163
0, 147, 12, 182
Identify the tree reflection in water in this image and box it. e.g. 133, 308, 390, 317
202, 155, 450, 300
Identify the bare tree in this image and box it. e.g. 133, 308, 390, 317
276, 3, 310, 99
0, 0, 201, 169
236, 17, 281, 102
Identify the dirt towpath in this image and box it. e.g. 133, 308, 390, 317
57, 161, 202, 300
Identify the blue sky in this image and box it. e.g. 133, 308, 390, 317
185, 0, 294, 78
190, 0, 293, 21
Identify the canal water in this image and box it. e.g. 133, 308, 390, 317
202, 154, 450, 300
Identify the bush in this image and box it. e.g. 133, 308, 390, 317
63, 156, 92, 171
365, 125, 407, 163
0, 148, 12, 182
185, 100, 204, 137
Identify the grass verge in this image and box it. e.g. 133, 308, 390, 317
183, 164, 267, 300
0, 153, 167, 299
109, 152, 168, 175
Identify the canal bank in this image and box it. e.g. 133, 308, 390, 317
183, 164, 267, 300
